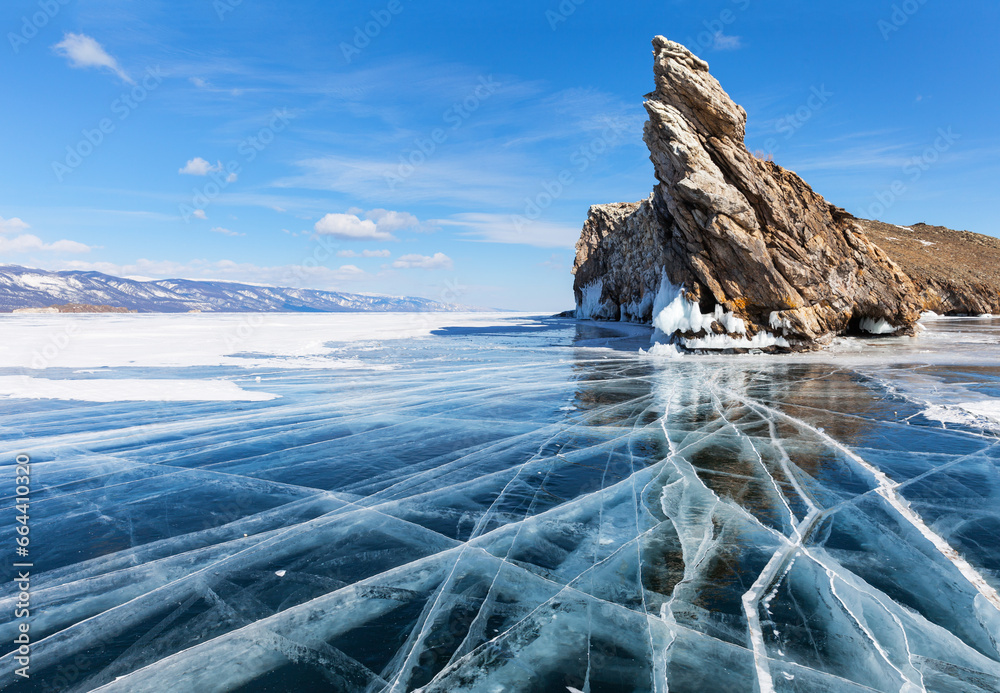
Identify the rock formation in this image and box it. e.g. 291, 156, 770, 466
573, 37, 923, 350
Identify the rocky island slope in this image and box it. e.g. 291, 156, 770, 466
573, 37, 926, 350
859, 220, 1000, 316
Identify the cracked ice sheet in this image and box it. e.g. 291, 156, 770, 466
1, 315, 999, 692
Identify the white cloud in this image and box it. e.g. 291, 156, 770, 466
712, 33, 743, 51
52, 33, 134, 84
179, 158, 222, 176
363, 209, 420, 233
337, 249, 392, 258
312, 208, 426, 241
210, 227, 244, 237
0, 234, 91, 254
391, 253, 453, 270
190, 77, 210, 88
0, 216, 30, 234
437, 213, 579, 249
314, 213, 395, 241
192, 209, 208, 220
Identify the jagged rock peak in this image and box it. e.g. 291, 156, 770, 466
573, 37, 923, 350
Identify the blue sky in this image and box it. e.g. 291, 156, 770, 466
1, 0, 997, 311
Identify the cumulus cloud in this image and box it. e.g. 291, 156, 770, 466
0, 216, 31, 234
192, 209, 208, 220
52, 33, 134, 84
363, 209, 421, 233
336, 249, 391, 258
179, 158, 222, 176
0, 234, 91, 254
0, 214, 90, 253
314, 213, 394, 241
391, 253, 453, 270
210, 227, 244, 237
313, 208, 425, 242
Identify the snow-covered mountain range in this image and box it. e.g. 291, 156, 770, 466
0, 265, 482, 313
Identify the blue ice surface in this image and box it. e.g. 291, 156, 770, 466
0, 314, 999, 692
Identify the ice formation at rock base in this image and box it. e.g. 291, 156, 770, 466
1, 313, 999, 692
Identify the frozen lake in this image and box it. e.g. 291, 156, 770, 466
1, 312, 999, 692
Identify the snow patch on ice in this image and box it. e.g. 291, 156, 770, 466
0, 375, 277, 402
639, 342, 684, 359
0, 313, 535, 370
923, 400, 1000, 431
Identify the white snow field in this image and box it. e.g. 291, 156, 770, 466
0, 312, 999, 692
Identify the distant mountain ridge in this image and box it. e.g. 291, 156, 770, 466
0, 265, 483, 313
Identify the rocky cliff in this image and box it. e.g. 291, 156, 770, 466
573, 37, 923, 350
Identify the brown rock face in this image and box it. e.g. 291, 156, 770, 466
859, 220, 1000, 315
573, 37, 923, 348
